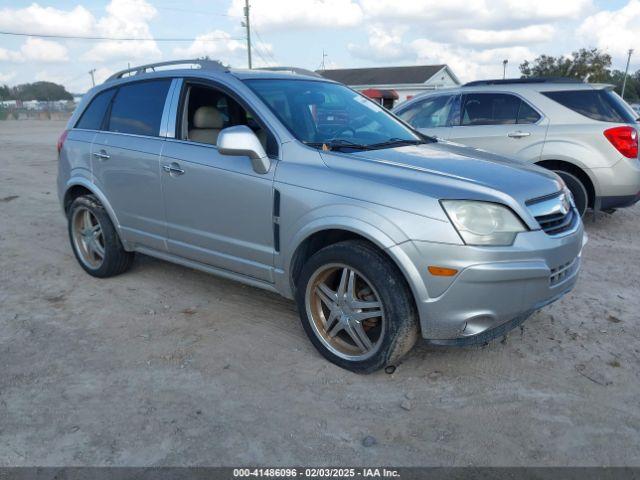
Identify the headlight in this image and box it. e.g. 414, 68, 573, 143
441, 200, 526, 246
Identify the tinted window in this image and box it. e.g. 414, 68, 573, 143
462, 93, 520, 126
75, 89, 116, 130
397, 95, 453, 128
108, 79, 171, 136
543, 89, 636, 123
517, 100, 541, 124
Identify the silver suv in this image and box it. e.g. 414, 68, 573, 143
393, 78, 640, 216
57, 60, 585, 372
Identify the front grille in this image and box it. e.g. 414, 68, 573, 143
535, 208, 576, 235
527, 191, 577, 235
549, 256, 579, 286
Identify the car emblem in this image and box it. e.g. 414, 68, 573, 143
559, 194, 570, 215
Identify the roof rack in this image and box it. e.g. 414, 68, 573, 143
464, 77, 584, 87
256, 66, 322, 78
106, 59, 226, 82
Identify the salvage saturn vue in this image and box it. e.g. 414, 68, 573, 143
57, 60, 586, 372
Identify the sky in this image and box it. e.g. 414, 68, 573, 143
0, 0, 638, 93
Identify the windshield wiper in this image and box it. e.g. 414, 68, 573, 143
367, 137, 425, 150
304, 139, 370, 152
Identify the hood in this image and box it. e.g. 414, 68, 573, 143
345, 141, 562, 205
315, 140, 564, 228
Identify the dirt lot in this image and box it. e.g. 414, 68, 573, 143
1, 120, 639, 467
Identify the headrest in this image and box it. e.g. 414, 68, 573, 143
193, 106, 224, 129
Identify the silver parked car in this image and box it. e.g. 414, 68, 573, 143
57, 60, 585, 372
393, 78, 640, 216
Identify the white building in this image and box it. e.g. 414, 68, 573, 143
318, 64, 460, 108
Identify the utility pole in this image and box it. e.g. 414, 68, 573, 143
88, 68, 96, 87
320, 50, 328, 70
243, 0, 252, 69
622, 49, 634, 100
502, 59, 508, 79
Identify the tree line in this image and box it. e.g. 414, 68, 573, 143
520, 48, 640, 103
0, 81, 73, 102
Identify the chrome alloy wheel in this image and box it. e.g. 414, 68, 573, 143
305, 263, 385, 361
71, 207, 105, 269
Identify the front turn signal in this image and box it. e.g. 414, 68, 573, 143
428, 266, 458, 277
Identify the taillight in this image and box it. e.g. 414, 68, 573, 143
57, 129, 69, 155
604, 126, 638, 159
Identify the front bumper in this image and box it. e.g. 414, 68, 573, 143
389, 220, 585, 341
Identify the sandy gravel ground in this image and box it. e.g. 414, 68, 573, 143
1, 120, 639, 467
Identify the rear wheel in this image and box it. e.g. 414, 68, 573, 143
296, 240, 419, 373
553, 170, 589, 217
68, 195, 134, 278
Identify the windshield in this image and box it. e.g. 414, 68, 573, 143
244, 79, 426, 150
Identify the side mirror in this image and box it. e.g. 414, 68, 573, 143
217, 125, 270, 174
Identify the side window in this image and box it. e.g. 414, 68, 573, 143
517, 100, 541, 124
542, 89, 636, 123
180, 83, 277, 157
462, 93, 520, 126
107, 79, 171, 136
75, 89, 116, 130
397, 95, 452, 129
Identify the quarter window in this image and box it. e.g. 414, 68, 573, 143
517, 101, 541, 124
542, 89, 636, 123
75, 89, 116, 130
107, 79, 171, 136
397, 95, 453, 129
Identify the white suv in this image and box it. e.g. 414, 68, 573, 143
393, 78, 640, 215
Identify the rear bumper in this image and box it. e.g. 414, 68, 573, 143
598, 191, 640, 210
390, 221, 585, 341
591, 156, 640, 202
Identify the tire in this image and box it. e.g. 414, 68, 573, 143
67, 194, 134, 278
295, 240, 419, 373
553, 170, 589, 217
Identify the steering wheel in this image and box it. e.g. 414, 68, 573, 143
329, 126, 356, 141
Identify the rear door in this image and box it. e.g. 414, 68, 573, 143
91, 78, 173, 251
394, 93, 456, 139
448, 92, 549, 161
65, 89, 117, 185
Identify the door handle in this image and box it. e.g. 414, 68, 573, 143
507, 131, 531, 138
162, 163, 185, 176
93, 151, 110, 160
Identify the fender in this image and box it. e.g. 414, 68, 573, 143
536, 155, 601, 197
63, 174, 130, 249
276, 206, 427, 302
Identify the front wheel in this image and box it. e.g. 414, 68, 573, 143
295, 240, 419, 373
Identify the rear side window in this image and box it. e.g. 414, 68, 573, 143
397, 95, 453, 129
542, 89, 636, 123
75, 89, 116, 130
461, 93, 540, 126
107, 79, 171, 136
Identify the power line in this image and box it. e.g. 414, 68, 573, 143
153, 6, 241, 17
252, 27, 278, 65
0, 31, 244, 42
251, 39, 272, 67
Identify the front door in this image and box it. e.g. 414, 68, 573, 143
160, 81, 277, 282
448, 92, 549, 161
